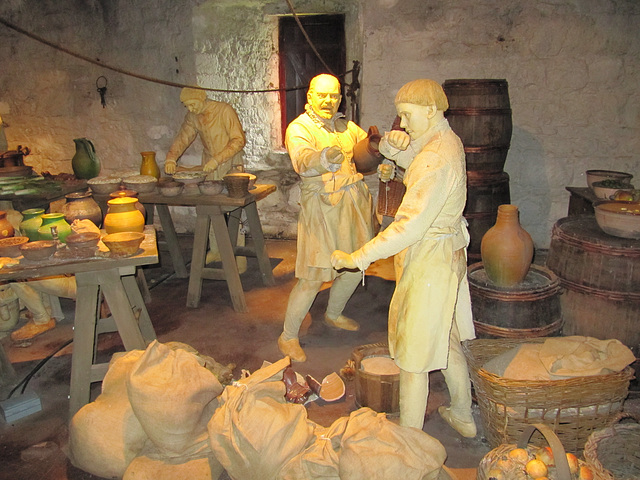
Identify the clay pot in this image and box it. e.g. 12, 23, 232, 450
62, 190, 103, 228
37, 213, 72, 243
0, 211, 15, 239
480, 204, 534, 287
104, 197, 145, 234
19, 208, 45, 241
109, 189, 146, 220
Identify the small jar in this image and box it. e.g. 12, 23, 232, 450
20, 208, 45, 241
0, 211, 15, 239
104, 197, 145, 234
37, 213, 72, 243
62, 190, 103, 228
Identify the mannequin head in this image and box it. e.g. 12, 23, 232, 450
307, 74, 342, 120
180, 88, 207, 114
394, 79, 448, 140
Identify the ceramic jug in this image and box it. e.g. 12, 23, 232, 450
37, 213, 72, 243
480, 204, 534, 287
71, 138, 101, 179
104, 197, 145, 234
0, 211, 15, 239
62, 190, 103, 228
20, 208, 45, 241
140, 151, 161, 179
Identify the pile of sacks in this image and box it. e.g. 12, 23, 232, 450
68, 340, 447, 480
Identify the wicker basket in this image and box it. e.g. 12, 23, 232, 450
583, 412, 640, 480
377, 179, 406, 217
463, 338, 634, 454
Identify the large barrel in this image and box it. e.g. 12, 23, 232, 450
468, 262, 563, 338
464, 171, 511, 262
443, 79, 513, 173
546, 215, 640, 355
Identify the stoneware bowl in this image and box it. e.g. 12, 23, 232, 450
198, 180, 225, 196
0, 236, 29, 257
102, 232, 145, 257
173, 171, 207, 185
19, 240, 57, 261
594, 200, 640, 239
66, 232, 100, 250
122, 175, 158, 193
87, 176, 122, 195
157, 180, 184, 197
591, 180, 635, 200
586, 169, 633, 190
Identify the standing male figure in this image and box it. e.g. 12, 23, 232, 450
331, 79, 477, 437
278, 74, 375, 363
165, 87, 247, 265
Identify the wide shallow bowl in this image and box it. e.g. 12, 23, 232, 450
592, 180, 635, 200
198, 180, 225, 196
19, 240, 57, 261
0, 236, 29, 257
102, 232, 145, 257
66, 232, 100, 250
586, 169, 633, 190
173, 171, 207, 185
87, 176, 122, 195
594, 200, 640, 239
122, 175, 158, 193
157, 180, 184, 197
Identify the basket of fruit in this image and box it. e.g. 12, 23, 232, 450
478, 423, 594, 480
582, 412, 640, 480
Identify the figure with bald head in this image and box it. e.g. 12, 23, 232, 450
277, 74, 375, 363
331, 79, 477, 437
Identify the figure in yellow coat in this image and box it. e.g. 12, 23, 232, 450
278, 74, 374, 363
331, 79, 477, 437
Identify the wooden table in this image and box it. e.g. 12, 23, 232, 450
0, 180, 88, 212
134, 184, 276, 312
0, 226, 158, 417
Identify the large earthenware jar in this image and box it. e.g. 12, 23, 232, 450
62, 191, 103, 228
71, 138, 101, 179
0, 211, 15, 239
104, 197, 145, 234
37, 213, 72, 243
19, 208, 45, 241
139, 151, 160, 179
480, 204, 534, 287
109, 189, 146, 220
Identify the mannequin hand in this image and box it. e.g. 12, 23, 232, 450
378, 164, 394, 183
203, 158, 219, 172
326, 146, 344, 164
331, 250, 357, 270
164, 160, 177, 174
385, 130, 411, 151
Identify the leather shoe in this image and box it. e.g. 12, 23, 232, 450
324, 314, 359, 332
11, 318, 56, 342
278, 334, 307, 362
438, 406, 477, 438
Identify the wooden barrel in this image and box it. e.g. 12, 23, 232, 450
352, 343, 399, 414
546, 215, 640, 355
468, 262, 563, 338
464, 171, 511, 262
443, 79, 512, 173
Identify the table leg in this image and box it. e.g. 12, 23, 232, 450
155, 204, 189, 278
227, 208, 241, 249
121, 273, 156, 343
244, 202, 276, 286
211, 209, 247, 312
186, 207, 211, 308
69, 272, 101, 418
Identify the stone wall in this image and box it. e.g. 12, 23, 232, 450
1, 0, 638, 246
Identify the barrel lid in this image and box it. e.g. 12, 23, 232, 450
552, 215, 640, 253
468, 262, 561, 298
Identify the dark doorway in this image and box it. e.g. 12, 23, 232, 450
278, 14, 346, 143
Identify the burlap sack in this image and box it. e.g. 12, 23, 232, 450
207, 357, 317, 480
127, 340, 223, 457
68, 350, 148, 479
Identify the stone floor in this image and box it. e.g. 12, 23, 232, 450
0, 234, 637, 480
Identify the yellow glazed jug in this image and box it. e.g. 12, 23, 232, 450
104, 197, 145, 234
140, 151, 160, 179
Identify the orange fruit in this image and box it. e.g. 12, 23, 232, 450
579, 465, 594, 480
566, 453, 579, 475
508, 448, 530, 463
525, 459, 549, 479
536, 447, 554, 466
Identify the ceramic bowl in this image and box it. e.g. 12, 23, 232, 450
173, 171, 207, 185
157, 180, 184, 197
87, 176, 122, 195
0, 236, 29, 257
586, 170, 633, 190
122, 175, 158, 193
102, 232, 145, 257
594, 200, 640, 239
19, 240, 57, 261
198, 180, 225, 196
66, 232, 100, 250
591, 180, 635, 200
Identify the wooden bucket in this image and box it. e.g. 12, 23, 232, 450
468, 262, 563, 338
464, 171, 510, 262
546, 215, 640, 355
352, 343, 400, 415
443, 79, 512, 173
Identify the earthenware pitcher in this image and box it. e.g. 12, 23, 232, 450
62, 190, 103, 228
140, 151, 160, 179
103, 197, 145, 234
71, 138, 101, 179
480, 204, 534, 287
37, 213, 72, 243
19, 208, 45, 241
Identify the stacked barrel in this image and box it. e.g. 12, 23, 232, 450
443, 79, 513, 262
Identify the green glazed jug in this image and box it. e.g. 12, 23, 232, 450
71, 138, 101, 179
37, 213, 72, 243
19, 208, 45, 241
